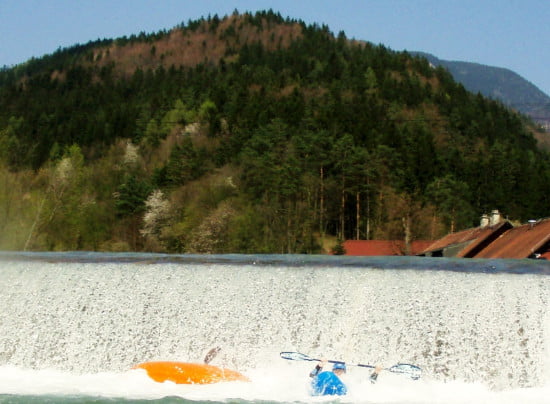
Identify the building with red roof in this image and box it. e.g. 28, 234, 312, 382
339, 210, 550, 260
417, 210, 550, 260
419, 221, 512, 258
472, 219, 550, 259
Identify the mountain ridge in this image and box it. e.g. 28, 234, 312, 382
414, 52, 550, 133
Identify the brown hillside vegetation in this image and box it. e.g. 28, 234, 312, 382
90, 14, 303, 77
534, 130, 550, 150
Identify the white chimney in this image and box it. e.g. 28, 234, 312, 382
480, 214, 490, 228
489, 210, 501, 226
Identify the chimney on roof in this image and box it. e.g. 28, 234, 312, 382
528, 219, 537, 229
480, 214, 490, 228
489, 210, 501, 226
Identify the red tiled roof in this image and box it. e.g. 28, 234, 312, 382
343, 240, 434, 256
457, 221, 513, 257
473, 219, 550, 259
420, 221, 511, 256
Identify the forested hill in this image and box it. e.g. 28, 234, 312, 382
0, 10, 549, 254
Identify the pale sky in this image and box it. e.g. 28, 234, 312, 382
1, 0, 549, 95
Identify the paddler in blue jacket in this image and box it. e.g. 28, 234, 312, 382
309, 358, 382, 396
309, 359, 347, 396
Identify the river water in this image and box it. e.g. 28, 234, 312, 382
0, 252, 548, 403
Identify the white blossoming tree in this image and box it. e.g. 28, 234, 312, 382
141, 189, 171, 247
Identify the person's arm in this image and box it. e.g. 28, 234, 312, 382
309, 359, 327, 377
369, 365, 383, 383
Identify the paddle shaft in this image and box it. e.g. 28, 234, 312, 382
280, 352, 376, 369
279, 351, 422, 379
313, 357, 376, 370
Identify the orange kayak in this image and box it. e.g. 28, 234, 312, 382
135, 361, 250, 384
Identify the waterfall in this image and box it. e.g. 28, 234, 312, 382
0, 253, 548, 393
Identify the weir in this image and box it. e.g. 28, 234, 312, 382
0, 253, 548, 391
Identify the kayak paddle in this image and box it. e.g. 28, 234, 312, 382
280, 351, 422, 380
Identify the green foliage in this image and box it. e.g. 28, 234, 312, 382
331, 239, 346, 255
143, 118, 163, 147
114, 174, 152, 217
239, 119, 297, 200
425, 175, 474, 231
161, 99, 195, 134
0, 116, 25, 167
163, 135, 205, 186
225, 203, 269, 253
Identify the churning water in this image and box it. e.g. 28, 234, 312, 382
0, 252, 548, 403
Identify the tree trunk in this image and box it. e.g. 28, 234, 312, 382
356, 191, 360, 240
365, 177, 371, 240
340, 187, 345, 240
450, 207, 456, 233
402, 213, 412, 255
24, 197, 46, 251
319, 166, 324, 242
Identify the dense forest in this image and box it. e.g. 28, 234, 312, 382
1, 10, 549, 253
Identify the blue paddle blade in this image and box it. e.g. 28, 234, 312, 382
280, 351, 315, 361
389, 363, 422, 380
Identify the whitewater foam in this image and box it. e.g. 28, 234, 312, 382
0, 253, 548, 403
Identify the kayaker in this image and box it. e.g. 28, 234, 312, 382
309, 358, 383, 396
309, 358, 347, 396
